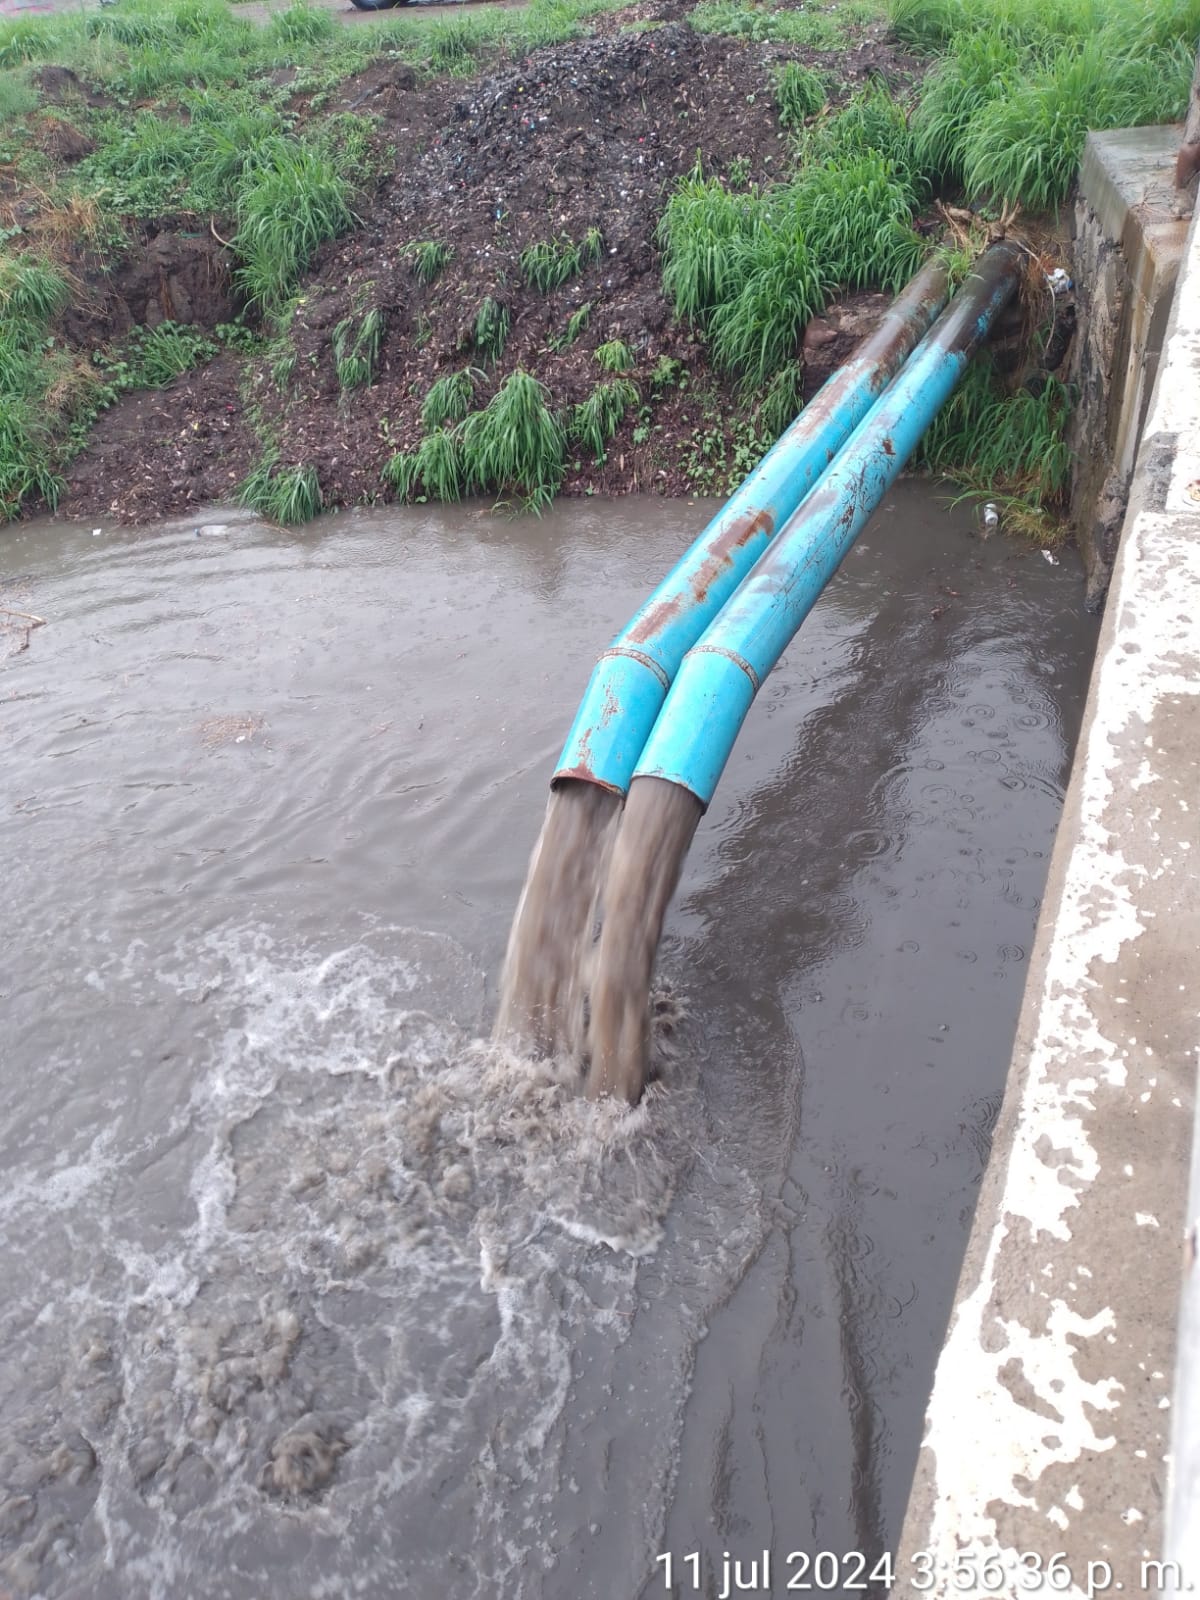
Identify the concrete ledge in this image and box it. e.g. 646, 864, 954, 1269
894, 203, 1200, 1593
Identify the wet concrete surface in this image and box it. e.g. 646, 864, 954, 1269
0, 486, 1097, 1598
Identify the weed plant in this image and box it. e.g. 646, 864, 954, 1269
690, 0, 844, 47
238, 452, 323, 523
756, 360, 804, 439
405, 240, 452, 284
547, 301, 592, 351
459, 369, 565, 511
594, 339, 635, 373
917, 358, 1073, 534
774, 62, 826, 127
381, 449, 420, 499
520, 228, 603, 293
660, 152, 922, 387
571, 377, 638, 457
420, 368, 478, 431
414, 425, 465, 500
0, 252, 71, 516
472, 297, 510, 364
233, 140, 355, 315
333, 306, 383, 390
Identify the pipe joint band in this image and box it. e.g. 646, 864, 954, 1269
684, 643, 761, 692
597, 646, 672, 692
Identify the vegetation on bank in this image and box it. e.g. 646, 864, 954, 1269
0, 0, 1197, 533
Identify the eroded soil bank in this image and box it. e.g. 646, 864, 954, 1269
18, 4, 941, 521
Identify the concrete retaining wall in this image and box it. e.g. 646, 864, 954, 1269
893, 156, 1200, 1595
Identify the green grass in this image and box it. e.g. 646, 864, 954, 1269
405, 239, 452, 285
519, 227, 603, 293
756, 360, 804, 439
413, 424, 465, 500
690, 0, 845, 47
570, 377, 638, 457
774, 62, 826, 126
917, 359, 1073, 535
0, 66, 37, 123
897, 0, 1200, 208
238, 452, 323, 523
471, 296, 510, 364
233, 140, 356, 316
547, 301, 592, 352
459, 369, 565, 511
333, 306, 383, 391
594, 338, 635, 373
420, 367, 478, 431
0, 253, 71, 518
658, 151, 922, 387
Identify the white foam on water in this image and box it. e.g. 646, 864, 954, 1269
0, 921, 765, 1600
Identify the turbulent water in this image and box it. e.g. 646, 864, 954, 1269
0, 492, 1097, 1599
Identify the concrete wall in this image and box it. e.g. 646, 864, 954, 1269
893, 163, 1200, 1595
1067, 128, 1192, 608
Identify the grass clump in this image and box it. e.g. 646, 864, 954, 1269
0, 252, 71, 518
405, 240, 452, 285
413, 425, 466, 501
755, 360, 804, 439
658, 153, 922, 387
570, 377, 638, 458
333, 306, 383, 391
266, 3, 336, 47
420, 367, 478, 431
0, 66, 38, 122
233, 140, 356, 315
594, 338, 635, 373
899, 0, 1200, 209
918, 359, 1073, 536
460, 369, 565, 511
547, 301, 592, 352
519, 227, 603, 293
105, 322, 218, 387
238, 452, 323, 524
775, 62, 826, 126
471, 296, 510, 364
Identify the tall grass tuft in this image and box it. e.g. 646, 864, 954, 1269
460, 369, 565, 511
405, 240, 452, 284
570, 377, 638, 457
708, 226, 825, 388
756, 360, 804, 440
899, 0, 1200, 207
0, 253, 70, 519
233, 140, 356, 315
547, 301, 592, 351
794, 152, 924, 291
238, 452, 323, 523
520, 230, 601, 293
420, 367, 478, 431
775, 62, 826, 126
594, 338, 635, 373
381, 449, 420, 500
471, 296, 510, 364
414, 426, 465, 501
266, 3, 336, 46
657, 167, 762, 324
333, 306, 383, 390
918, 359, 1073, 531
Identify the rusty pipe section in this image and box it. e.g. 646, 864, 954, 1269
633, 242, 1024, 807
552, 256, 950, 796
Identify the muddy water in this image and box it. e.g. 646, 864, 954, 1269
0, 488, 1096, 1599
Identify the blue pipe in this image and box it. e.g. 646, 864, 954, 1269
552, 257, 950, 796
633, 243, 1023, 807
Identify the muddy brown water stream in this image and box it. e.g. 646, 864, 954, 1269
0, 487, 1097, 1599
